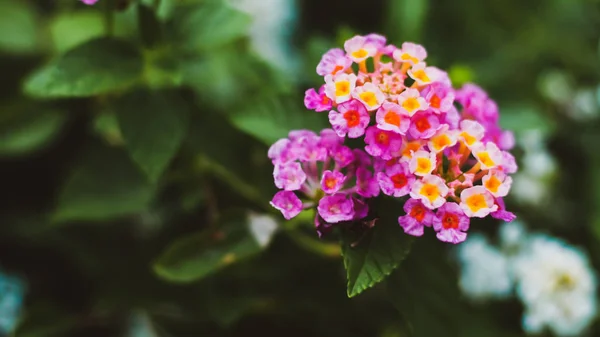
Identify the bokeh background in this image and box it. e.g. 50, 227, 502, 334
1, 0, 600, 336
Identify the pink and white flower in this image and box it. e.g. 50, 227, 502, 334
353, 82, 386, 111
325, 72, 357, 104
482, 170, 513, 198
433, 202, 470, 244
410, 175, 449, 209
409, 150, 437, 176
393, 42, 427, 65
460, 186, 498, 218
397, 88, 428, 116
375, 102, 410, 135
377, 162, 414, 197
316, 48, 352, 76
398, 199, 434, 236
328, 99, 370, 138
409, 111, 440, 139
344, 35, 378, 63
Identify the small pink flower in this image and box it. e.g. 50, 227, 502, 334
490, 198, 517, 222
344, 35, 378, 63
410, 175, 449, 209
328, 99, 370, 138
482, 170, 512, 197
398, 199, 434, 236
356, 167, 380, 198
501, 151, 518, 174
377, 162, 414, 197
364, 126, 403, 160
325, 72, 357, 104
472, 142, 504, 170
271, 191, 303, 220
427, 125, 458, 153
317, 194, 355, 223
318, 129, 343, 148
321, 170, 346, 194
392, 42, 427, 65
409, 150, 437, 176
352, 82, 385, 111
304, 85, 332, 112
397, 88, 428, 116
268, 138, 291, 164
459, 120, 485, 147
407, 62, 439, 86
365, 34, 387, 49
330, 145, 355, 168
432, 202, 470, 244
273, 162, 307, 191
409, 111, 440, 139
459, 186, 498, 218
317, 48, 352, 76
422, 83, 455, 114
375, 102, 410, 135
81, 0, 99, 4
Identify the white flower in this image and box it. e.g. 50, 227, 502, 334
457, 234, 513, 300
513, 235, 597, 336
498, 220, 527, 252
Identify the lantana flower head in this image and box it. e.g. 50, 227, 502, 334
269, 33, 518, 244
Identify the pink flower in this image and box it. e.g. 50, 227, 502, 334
398, 199, 434, 236
472, 142, 504, 170
459, 120, 485, 147
328, 99, 370, 138
317, 194, 355, 223
81, 0, 99, 4
409, 111, 440, 139
271, 191, 303, 220
321, 170, 346, 194
375, 102, 410, 135
407, 62, 439, 86
344, 35, 378, 63
392, 42, 427, 65
501, 151, 518, 174
317, 48, 352, 76
377, 162, 414, 197
422, 83, 455, 114
356, 167, 380, 198
410, 175, 449, 209
365, 34, 387, 49
304, 85, 332, 112
432, 202, 470, 244
353, 82, 385, 111
490, 198, 516, 222
364, 126, 403, 160
459, 186, 498, 218
482, 170, 512, 197
319, 129, 344, 148
397, 88, 428, 116
268, 138, 291, 164
325, 72, 357, 104
329, 145, 355, 168
273, 162, 307, 191
427, 125, 458, 153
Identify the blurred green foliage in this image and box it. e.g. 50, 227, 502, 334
0, 0, 599, 336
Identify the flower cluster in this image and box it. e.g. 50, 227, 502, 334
271, 34, 518, 244
457, 222, 597, 336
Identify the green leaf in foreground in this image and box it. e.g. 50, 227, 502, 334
116, 89, 189, 182
153, 211, 277, 283
341, 215, 413, 298
53, 141, 155, 223
24, 37, 142, 98
0, 107, 67, 156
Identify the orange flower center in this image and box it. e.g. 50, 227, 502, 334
384, 111, 401, 127
343, 110, 360, 127
376, 131, 390, 145
324, 177, 337, 189
485, 175, 502, 193
442, 213, 459, 229
415, 117, 431, 133
430, 94, 441, 109
331, 65, 344, 75
410, 205, 426, 222
391, 173, 408, 189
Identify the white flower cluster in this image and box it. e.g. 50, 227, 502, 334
511, 130, 557, 206
457, 222, 598, 336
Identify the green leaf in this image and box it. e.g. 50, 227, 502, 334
228, 94, 327, 145
137, 4, 163, 48
24, 37, 143, 98
49, 11, 105, 53
167, 1, 251, 52
53, 141, 155, 223
115, 89, 189, 182
0, 1, 38, 54
0, 107, 67, 156
341, 214, 413, 298
153, 211, 270, 283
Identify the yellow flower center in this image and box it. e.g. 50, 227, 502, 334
466, 194, 487, 213
432, 134, 451, 151
420, 183, 440, 203
416, 158, 432, 175
412, 69, 430, 83
402, 97, 420, 112
359, 91, 378, 107
477, 151, 495, 168
460, 132, 476, 146
352, 48, 369, 59
335, 81, 351, 97
401, 53, 419, 64
484, 175, 502, 194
